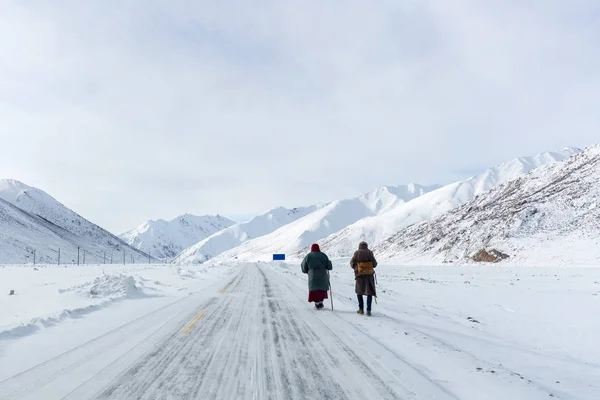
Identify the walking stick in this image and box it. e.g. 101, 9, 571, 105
328, 271, 334, 310
373, 273, 378, 305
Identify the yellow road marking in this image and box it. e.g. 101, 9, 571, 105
180, 310, 207, 335
220, 276, 237, 293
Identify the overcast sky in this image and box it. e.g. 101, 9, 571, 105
1, 1, 599, 233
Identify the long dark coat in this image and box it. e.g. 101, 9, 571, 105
350, 242, 377, 296
301, 251, 333, 291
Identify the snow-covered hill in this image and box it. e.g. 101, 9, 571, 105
375, 144, 600, 266
174, 205, 327, 264
120, 214, 235, 260
208, 184, 440, 262
0, 179, 148, 264
313, 147, 580, 258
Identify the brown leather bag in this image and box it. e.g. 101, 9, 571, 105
356, 261, 374, 276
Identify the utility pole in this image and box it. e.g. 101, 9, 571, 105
77, 247, 80, 266
123, 251, 126, 265
33, 250, 36, 266
148, 252, 151, 264
58, 248, 61, 265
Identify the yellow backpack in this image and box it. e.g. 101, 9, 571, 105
357, 261, 374, 276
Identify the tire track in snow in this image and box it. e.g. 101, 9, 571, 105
258, 267, 347, 400
95, 270, 249, 399
275, 269, 460, 400
257, 266, 404, 400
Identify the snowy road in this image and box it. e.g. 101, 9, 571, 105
1, 262, 598, 399
0, 263, 449, 399
84, 264, 422, 400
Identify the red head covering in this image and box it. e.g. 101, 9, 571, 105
311, 243, 320, 252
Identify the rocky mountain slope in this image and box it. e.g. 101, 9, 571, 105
311, 148, 580, 258
375, 144, 600, 266
0, 179, 149, 264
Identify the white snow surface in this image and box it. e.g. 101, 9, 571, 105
0, 261, 598, 399
314, 147, 580, 258
0, 180, 148, 264
376, 144, 600, 266
0, 262, 234, 342
120, 214, 235, 260
174, 204, 328, 264
208, 184, 440, 262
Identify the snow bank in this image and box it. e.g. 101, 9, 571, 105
58, 274, 154, 299
1, 274, 153, 340
0, 304, 107, 340
0, 263, 233, 341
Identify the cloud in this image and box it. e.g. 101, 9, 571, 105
1, 0, 599, 232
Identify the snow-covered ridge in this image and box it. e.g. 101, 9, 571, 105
0, 179, 149, 264
207, 184, 441, 263
1, 180, 123, 243
375, 144, 600, 266
312, 147, 580, 258
175, 205, 327, 264
120, 214, 235, 260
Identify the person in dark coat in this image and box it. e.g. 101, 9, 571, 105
301, 243, 333, 309
350, 241, 377, 316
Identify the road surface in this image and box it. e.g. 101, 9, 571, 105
0, 263, 454, 400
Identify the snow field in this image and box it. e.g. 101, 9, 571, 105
275, 261, 600, 399
0, 263, 235, 345
0, 261, 598, 399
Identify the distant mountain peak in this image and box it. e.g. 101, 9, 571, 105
203, 182, 441, 263
175, 204, 327, 264
120, 214, 235, 260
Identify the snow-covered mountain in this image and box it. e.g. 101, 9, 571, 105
174, 205, 328, 264
375, 144, 600, 266
208, 184, 441, 263
0, 179, 149, 264
313, 147, 581, 258
120, 214, 235, 260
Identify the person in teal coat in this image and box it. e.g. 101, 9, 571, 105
301, 243, 333, 309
